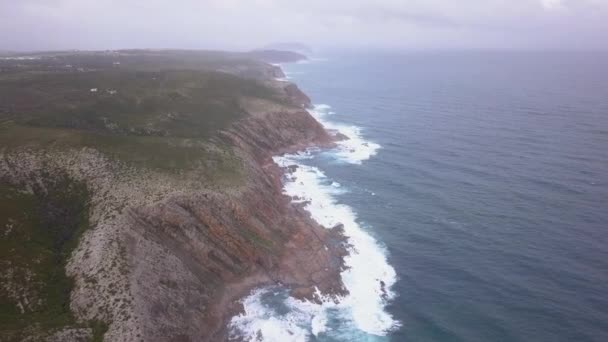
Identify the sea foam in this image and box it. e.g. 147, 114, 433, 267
308, 105, 381, 164
229, 104, 397, 341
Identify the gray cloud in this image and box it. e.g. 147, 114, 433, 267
1, 0, 607, 51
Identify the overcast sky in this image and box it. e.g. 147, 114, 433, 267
1, 0, 607, 51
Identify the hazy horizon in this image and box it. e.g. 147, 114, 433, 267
2, 0, 608, 52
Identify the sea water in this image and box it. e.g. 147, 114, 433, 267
230, 51, 608, 342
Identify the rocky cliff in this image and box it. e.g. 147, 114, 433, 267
0, 51, 346, 341
119, 96, 347, 341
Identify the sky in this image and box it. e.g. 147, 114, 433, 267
1, 0, 607, 51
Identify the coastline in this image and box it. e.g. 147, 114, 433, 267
227, 65, 399, 340
0, 53, 352, 341
204, 69, 353, 340
208, 151, 350, 341
118, 71, 352, 341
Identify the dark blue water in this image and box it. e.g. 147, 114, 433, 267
284, 51, 608, 342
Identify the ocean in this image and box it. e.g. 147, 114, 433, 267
229, 51, 608, 342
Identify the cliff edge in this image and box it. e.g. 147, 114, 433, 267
0, 50, 346, 341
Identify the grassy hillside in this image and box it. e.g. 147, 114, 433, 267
0, 50, 292, 341
0, 176, 108, 342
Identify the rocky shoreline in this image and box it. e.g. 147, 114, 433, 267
123, 74, 351, 341
208, 81, 350, 340
0, 57, 349, 341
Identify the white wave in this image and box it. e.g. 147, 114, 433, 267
230, 157, 399, 341
229, 288, 319, 342
308, 104, 381, 164
277, 158, 399, 334
0, 56, 39, 60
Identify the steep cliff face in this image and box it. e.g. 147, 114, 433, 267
122, 98, 346, 341
0, 58, 346, 341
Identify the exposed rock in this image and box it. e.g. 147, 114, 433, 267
334, 132, 350, 141
283, 83, 312, 108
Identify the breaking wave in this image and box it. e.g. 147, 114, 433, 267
229, 104, 398, 341
308, 104, 381, 164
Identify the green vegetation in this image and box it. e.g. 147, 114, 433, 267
0, 50, 284, 177
0, 176, 101, 341
0, 69, 278, 138
0, 123, 243, 182
90, 320, 109, 342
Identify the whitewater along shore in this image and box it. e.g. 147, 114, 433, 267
0, 50, 348, 341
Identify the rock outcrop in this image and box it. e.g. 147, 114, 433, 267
122, 95, 346, 341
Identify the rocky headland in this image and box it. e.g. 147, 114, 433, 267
0, 50, 347, 341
